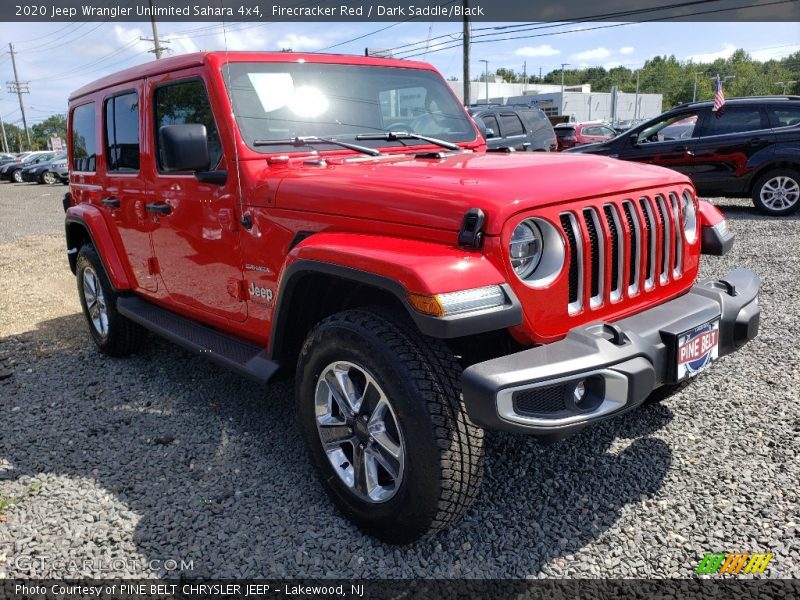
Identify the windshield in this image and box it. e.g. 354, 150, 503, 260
223, 62, 476, 152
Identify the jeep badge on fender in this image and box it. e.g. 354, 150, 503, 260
63, 51, 761, 544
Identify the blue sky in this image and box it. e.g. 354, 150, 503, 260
0, 20, 798, 127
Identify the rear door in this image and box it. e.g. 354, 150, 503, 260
146, 73, 247, 322
477, 112, 504, 150
496, 112, 529, 151
101, 85, 158, 292
691, 105, 772, 196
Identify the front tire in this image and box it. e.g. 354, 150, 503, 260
76, 245, 148, 357
296, 308, 484, 544
12, 169, 22, 183
42, 171, 57, 185
752, 169, 800, 216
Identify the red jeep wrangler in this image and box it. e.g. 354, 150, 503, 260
64, 52, 760, 543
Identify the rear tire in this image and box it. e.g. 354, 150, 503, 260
752, 169, 800, 216
296, 307, 484, 544
42, 171, 57, 185
76, 245, 148, 357
12, 169, 22, 183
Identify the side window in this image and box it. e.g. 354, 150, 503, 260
770, 107, 800, 127
105, 92, 140, 171
498, 113, 525, 137
71, 103, 96, 172
636, 113, 699, 144
702, 107, 768, 137
599, 126, 617, 137
154, 79, 222, 170
481, 114, 500, 136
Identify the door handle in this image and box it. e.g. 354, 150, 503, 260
146, 202, 172, 215
102, 197, 120, 208
749, 138, 765, 145
673, 145, 694, 156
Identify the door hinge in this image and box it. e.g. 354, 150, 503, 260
227, 278, 248, 302
146, 257, 160, 275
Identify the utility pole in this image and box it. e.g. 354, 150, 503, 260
141, 0, 168, 59
480, 59, 489, 104
775, 81, 797, 94
462, 1, 470, 106
0, 106, 8, 153
6, 44, 31, 148
523, 61, 527, 94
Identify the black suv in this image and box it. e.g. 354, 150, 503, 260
469, 105, 557, 152
566, 96, 800, 215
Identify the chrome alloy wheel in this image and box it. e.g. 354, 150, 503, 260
760, 175, 800, 211
82, 266, 109, 338
315, 361, 405, 503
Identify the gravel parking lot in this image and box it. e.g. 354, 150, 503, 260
0, 181, 798, 579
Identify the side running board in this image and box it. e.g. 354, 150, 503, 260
117, 296, 279, 384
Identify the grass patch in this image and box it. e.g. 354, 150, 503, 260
0, 480, 42, 513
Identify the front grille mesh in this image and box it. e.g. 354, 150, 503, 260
560, 193, 685, 313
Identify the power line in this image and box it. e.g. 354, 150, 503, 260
396, 0, 797, 59
383, 0, 725, 56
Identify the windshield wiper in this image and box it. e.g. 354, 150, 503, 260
355, 131, 462, 152
252, 136, 380, 157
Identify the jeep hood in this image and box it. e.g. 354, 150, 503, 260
271, 152, 689, 235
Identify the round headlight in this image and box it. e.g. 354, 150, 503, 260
682, 193, 698, 243
510, 221, 543, 279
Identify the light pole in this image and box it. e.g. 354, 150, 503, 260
634, 70, 640, 121
692, 71, 705, 102
560, 63, 570, 117
776, 81, 797, 94
479, 59, 489, 104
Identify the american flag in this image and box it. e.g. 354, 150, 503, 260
712, 75, 726, 113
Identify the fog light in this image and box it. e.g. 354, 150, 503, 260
573, 380, 587, 405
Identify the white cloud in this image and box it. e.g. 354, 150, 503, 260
276, 33, 324, 52
619, 46, 635, 55
514, 44, 561, 58
751, 44, 800, 61
685, 43, 737, 63
572, 47, 612, 61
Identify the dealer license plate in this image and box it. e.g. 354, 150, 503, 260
676, 319, 720, 381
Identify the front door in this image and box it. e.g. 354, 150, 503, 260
620, 111, 702, 177
100, 85, 158, 293
145, 73, 247, 322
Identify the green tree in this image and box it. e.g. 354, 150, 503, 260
30, 114, 67, 150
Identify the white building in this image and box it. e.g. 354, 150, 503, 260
446, 80, 663, 122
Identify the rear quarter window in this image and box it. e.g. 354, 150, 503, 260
71, 103, 97, 172
770, 106, 800, 127
498, 113, 525, 137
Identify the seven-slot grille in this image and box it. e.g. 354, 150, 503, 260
560, 193, 687, 313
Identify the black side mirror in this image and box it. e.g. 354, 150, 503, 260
159, 124, 210, 172
485, 128, 497, 139
629, 132, 640, 147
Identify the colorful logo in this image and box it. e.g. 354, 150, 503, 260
697, 552, 774, 575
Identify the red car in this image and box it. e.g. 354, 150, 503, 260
64, 51, 760, 544
555, 121, 618, 150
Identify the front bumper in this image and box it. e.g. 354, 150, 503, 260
462, 267, 761, 440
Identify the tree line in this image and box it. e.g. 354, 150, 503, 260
484, 48, 799, 108
2, 113, 67, 153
